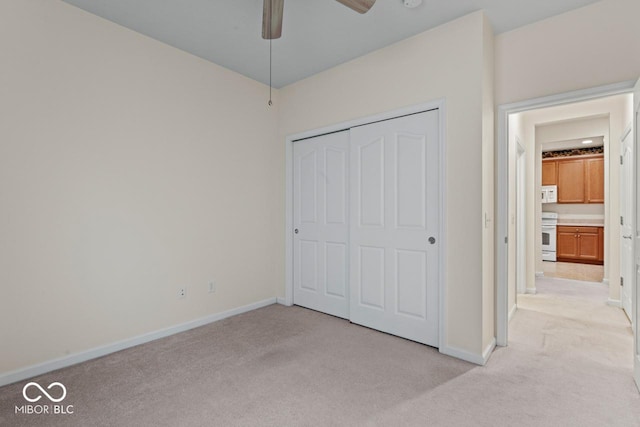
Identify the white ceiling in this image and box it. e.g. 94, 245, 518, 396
543, 136, 605, 151
61, 0, 601, 88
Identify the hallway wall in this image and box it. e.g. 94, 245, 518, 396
495, 0, 640, 105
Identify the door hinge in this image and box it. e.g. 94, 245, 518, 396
505, 237, 508, 244
621, 216, 624, 226
620, 155, 624, 165
621, 277, 624, 287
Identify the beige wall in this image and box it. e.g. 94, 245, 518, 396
0, 0, 280, 374
481, 15, 495, 352
495, 0, 640, 105
279, 12, 494, 357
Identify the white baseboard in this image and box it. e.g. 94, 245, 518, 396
276, 297, 290, 306
0, 297, 277, 388
508, 304, 517, 321
525, 287, 537, 295
535, 271, 544, 278
602, 278, 609, 286
440, 338, 496, 366
482, 338, 497, 364
607, 298, 622, 308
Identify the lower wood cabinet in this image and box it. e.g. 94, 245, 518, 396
597, 227, 604, 262
557, 226, 603, 265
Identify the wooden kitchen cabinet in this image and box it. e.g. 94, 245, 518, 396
542, 160, 557, 185
557, 159, 585, 203
586, 157, 604, 203
557, 226, 603, 265
557, 227, 579, 259
597, 227, 604, 262
552, 154, 604, 204
578, 229, 599, 261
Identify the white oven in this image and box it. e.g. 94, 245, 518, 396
541, 212, 558, 262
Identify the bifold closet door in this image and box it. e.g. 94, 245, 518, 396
293, 131, 349, 319
349, 110, 440, 347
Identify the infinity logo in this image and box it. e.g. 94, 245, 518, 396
22, 382, 67, 403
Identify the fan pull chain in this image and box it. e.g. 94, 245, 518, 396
268, 37, 273, 106
267, 0, 273, 107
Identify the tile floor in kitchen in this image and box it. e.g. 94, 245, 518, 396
542, 260, 604, 283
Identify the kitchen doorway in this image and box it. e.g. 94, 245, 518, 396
496, 80, 637, 347
539, 130, 606, 285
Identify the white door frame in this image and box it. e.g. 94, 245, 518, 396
284, 99, 447, 348
516, 139, 526, 297
633, 78, 640, 391
496, 80, 636, 347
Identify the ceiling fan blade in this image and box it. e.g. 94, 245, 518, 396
335, 0, 376, 14
262, 0, 284, 39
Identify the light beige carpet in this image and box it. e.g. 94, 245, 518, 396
1, 278, 639, 426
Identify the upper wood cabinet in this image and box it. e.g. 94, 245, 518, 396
544, 154, 604, 204
586, 157, 604, 203
557, 158, 585, 203
542, 160, 557, 185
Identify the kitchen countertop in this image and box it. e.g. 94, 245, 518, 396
557, 221, 604, 227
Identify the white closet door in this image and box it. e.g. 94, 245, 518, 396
349, 110, 440, 346
293, 131, 349, 319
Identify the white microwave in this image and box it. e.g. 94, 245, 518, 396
541, 185, 557, 204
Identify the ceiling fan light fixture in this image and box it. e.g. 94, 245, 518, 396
403, 0, 423, 8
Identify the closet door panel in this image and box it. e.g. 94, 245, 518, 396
293, 131, 349, 319
350, 110, 440, 347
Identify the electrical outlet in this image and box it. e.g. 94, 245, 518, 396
178, 288, 186, 298
208, 281, 216, 294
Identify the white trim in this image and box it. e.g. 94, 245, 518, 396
284, 99, 448, 349
516, 140, 527, 296
483, 338, 497, 364
440, 337, 496, 366
525, 288, 538, 295
602, 278, 610, 286
607, 298, 622, 308
284, 125, 294, 306
0, 298, 277, 388
535, 271, 544, 278
496, 91, 509, 347
276, 297, 290, 306
508, 304, 517, 321
437, 102, 448, 354
496, 80, 635, 348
